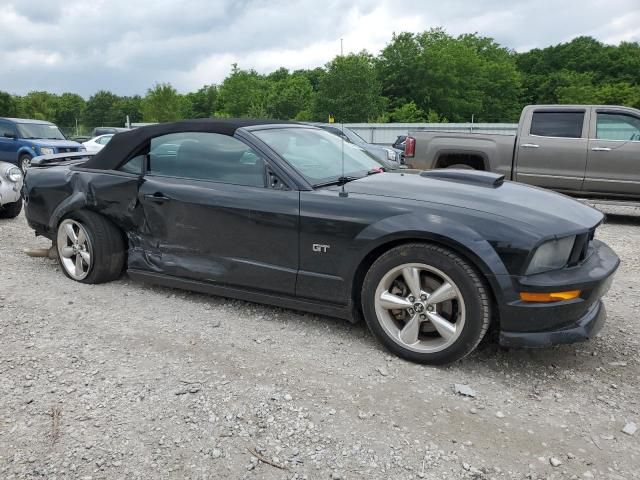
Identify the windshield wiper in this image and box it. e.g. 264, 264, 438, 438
313, 169, 384, 188
313, 176, 361, 188
315, 167, 387, 187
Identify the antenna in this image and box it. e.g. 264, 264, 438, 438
339, 121, 348, 197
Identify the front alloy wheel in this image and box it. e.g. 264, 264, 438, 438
374, 263, 465, 353
20, 155, 32, 173
362, 243, 491, 364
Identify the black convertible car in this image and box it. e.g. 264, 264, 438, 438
23, 119, 619, 364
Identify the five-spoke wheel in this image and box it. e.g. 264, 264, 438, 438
57, 219, 92, 280
374, 263, 465, 353
55, 210, 125, 284
362, 243, 491, 364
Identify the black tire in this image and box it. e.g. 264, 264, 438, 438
57, 210, 126, 284
0, 198, 22, 219
361, 243, 491, 365
19, 154, 32, 173
446, 163, 475, 170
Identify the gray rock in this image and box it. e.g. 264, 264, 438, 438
211, 448, 222, 459
622, 422, 637, 436
453, 384, 476, 397
550, 457, 562, 467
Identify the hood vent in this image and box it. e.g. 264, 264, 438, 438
420, 169, 505, 188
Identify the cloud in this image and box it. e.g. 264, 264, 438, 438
1, 0, 638, 97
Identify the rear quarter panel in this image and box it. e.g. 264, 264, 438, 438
24, 166, 141, 237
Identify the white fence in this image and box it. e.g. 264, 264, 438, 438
345, 123, 519, 145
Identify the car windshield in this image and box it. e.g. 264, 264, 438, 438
341, 127, 366, 144
253, 127, 384, 186
17, 123, 66, 140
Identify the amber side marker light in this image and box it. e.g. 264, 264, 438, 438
520, 290, 581, 303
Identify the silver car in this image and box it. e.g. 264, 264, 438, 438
0, 161, 23, 218
307, 123, 404, 166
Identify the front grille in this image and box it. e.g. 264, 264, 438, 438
567, 228, 595, 266
57, 147, 79, 153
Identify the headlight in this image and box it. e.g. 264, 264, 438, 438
79, 146, 87, 152
6, 166, 22, 183
40, 147, 55, 155
385, 148, 397, 161
526, 236, 575, 275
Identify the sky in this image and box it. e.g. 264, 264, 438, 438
2, 0, 639, 98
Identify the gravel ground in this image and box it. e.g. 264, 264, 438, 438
0, 206, 639, 480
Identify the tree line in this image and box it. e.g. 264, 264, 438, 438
1, 29, 639, 132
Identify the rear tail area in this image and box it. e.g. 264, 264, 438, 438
30, 151, 95, 168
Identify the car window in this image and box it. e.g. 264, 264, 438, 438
0, 122, 17, 137
253, 127, 382, 185
530, 111, 584, 138
596, 113, 640, 141
97, 135, 113, 145
146, 132, 266, 187
119, 154, 144, 174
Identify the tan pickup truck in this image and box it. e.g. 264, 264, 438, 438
404, 105, 640, 200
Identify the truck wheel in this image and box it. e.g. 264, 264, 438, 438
0, 198, 22, 219
446, 164, 474, 170
361, 243, 491, 364
56, 210, 125, 284
19, 154, 32, 173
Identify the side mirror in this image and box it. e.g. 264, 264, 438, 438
3, 132, 17, 139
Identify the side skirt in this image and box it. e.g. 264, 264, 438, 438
127, 269, 354, 321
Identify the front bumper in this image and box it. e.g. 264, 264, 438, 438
498, 239, 619, 348
0, 179, 22, 206
500, 299, 606, 348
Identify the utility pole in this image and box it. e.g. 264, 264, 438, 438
340, 38, 343, 56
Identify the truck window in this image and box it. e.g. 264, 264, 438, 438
596, 113, 640, 141
530, 111, 584, 138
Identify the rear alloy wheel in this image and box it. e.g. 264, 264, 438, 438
19, 154, 32, 173
362, 243, 491, 364
56, 210, 125, 284
57, 219, 93, 281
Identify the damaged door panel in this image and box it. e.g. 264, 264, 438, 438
134, 175, 299, 294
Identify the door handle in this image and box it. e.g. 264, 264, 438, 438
521, 143, 539, 148
143, 192, 170, 203
591, 147, 611, 152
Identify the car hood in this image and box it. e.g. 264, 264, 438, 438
27, 139, 82, 148
343, 171, 604, 236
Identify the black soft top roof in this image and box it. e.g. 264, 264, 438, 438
83, 118, 295, 170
